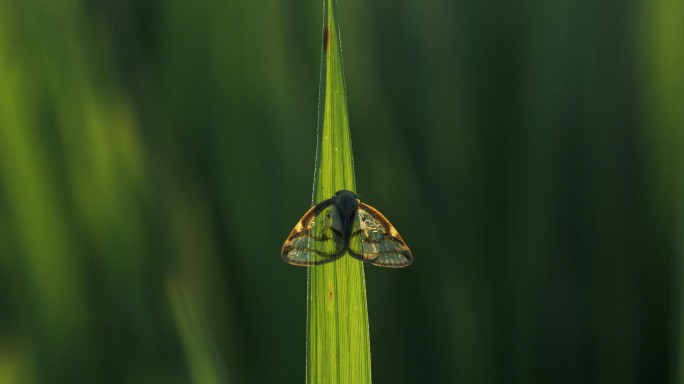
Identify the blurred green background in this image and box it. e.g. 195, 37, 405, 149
1, 0, 682, 383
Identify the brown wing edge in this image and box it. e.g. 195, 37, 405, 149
356, 201, 413, 267
281, 199, 334, 265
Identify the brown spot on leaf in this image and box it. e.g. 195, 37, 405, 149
323, 25, 330, 52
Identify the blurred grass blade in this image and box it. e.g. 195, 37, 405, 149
167, 277, 227, 384
307, 0, 372, 383
636, 0, 684, 381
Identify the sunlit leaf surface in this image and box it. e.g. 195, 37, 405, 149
307, 0, 372, 383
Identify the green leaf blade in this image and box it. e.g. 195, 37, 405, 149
307, 0, 371, 383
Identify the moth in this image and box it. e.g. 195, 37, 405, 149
281, 190, 412, 268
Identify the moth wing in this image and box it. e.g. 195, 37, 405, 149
281, 200, 346, 266
348, 201, 413, 268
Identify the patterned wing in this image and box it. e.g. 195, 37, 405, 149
281, 199, 346, 266
348, 201, 413, 268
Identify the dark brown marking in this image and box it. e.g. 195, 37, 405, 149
323, 25, 330, 52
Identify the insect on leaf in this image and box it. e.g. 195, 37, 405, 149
282, 190, 412, 268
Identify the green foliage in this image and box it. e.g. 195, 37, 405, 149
307, 0, 371, 383
0, 0, 682, 383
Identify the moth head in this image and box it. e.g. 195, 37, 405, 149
334, 189, 357, 199
332, 190, 359, 216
